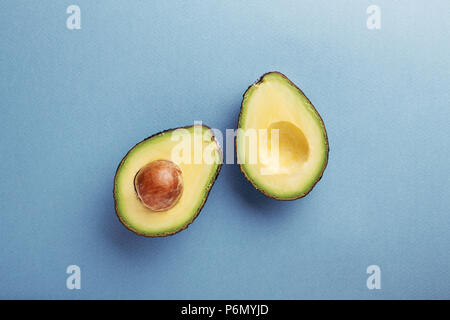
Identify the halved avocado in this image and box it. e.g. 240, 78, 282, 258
236, 72, 329, 200
114, 125, 222, 237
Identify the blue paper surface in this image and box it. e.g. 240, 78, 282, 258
0, 0, 449, 299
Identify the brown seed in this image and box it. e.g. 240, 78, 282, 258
134, 160, 183, 212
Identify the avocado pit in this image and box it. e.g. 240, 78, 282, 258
134, 160, 183, 212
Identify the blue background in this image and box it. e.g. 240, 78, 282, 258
1, 1, 449, 299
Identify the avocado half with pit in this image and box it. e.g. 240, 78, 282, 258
114, 125, 222, 237
236, 72, 329, 200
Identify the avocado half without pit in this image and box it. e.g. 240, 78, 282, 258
236, 72, 329, 200
114, 125, 222, 237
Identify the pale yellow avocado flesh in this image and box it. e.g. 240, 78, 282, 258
237, 72, 328, 199
114, 125, 222, 236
